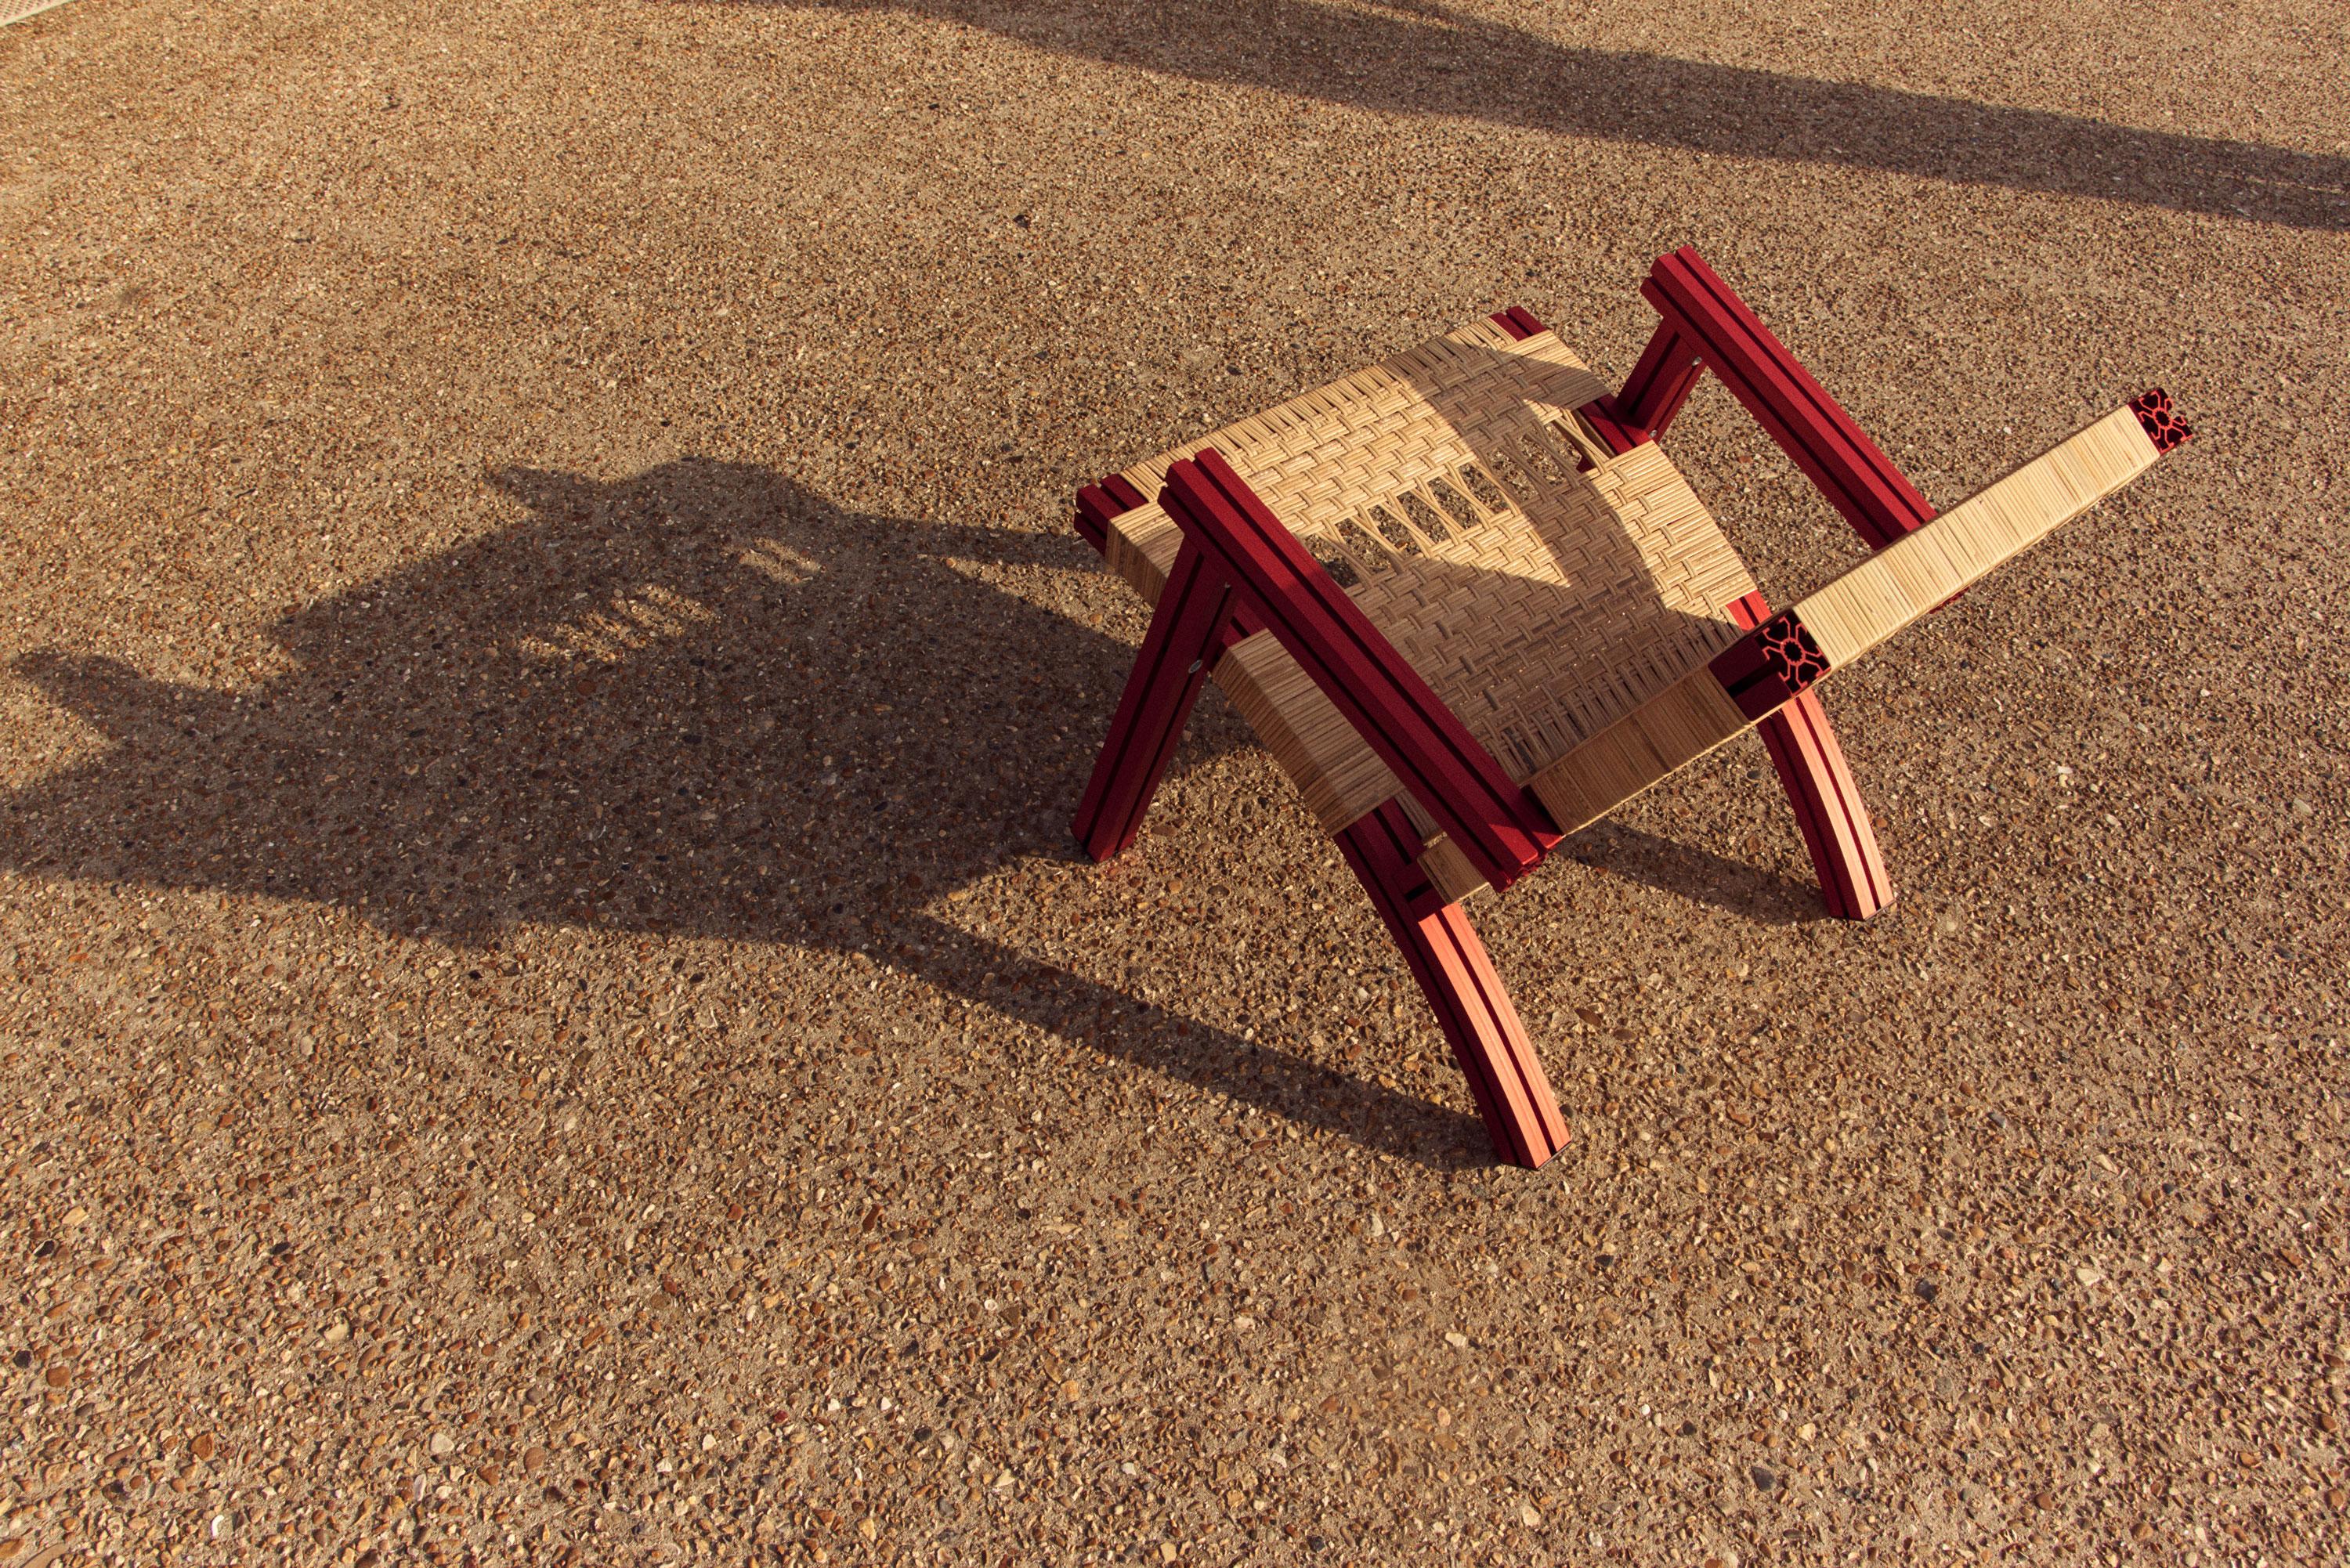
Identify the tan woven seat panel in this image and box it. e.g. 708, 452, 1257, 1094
1101, 319, 1758, 833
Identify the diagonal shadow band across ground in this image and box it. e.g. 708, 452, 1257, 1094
714, 0, 2350, 231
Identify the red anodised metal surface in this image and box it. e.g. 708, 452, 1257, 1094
1642, 247, 1936, 549
1335, 799, 1569, 1169
1726, 590, 1892, 920
1160, 450, 1559, 891
1499, 294, 1895, 921
1615, 317, 1708, 438
1070, 540, 1236, 863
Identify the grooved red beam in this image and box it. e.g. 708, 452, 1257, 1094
1076, 475, 1267, 641
1162, 450, 1558, 891
1073, 486, 1119, 554
1336, 800, 1568, 1169
1491, 293, 1897, 918
1615, 318, 1707, 436
1074, 474, 1151, 555
1488, 305, 1546, 341
1576, 397, 1651, 457
1643, 247, 1935, 550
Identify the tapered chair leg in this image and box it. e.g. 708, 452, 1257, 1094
1336, 800, 1570, 1169
1728, 591, 1892, 920
1072, 541, 1235, 862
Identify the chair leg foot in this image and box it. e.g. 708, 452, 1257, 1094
1337, 801, 1570, 1169
1072, 541, 1232, 862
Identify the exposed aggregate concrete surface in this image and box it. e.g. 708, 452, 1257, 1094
2, 0, 2346, 1563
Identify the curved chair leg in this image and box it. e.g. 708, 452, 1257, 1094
1755, 692, 1892, 920
1727, 591, 1892, 919
1336, 800, 1569, 1169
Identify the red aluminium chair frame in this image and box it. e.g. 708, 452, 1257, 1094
1071, 248, 1990, 1165
1534, 246, 1910, 920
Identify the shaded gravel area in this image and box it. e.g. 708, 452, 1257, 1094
2, 0, 2345, 1562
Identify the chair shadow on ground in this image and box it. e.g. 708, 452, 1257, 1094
0, 458, 1808, 1165
710, 0, 2350, 232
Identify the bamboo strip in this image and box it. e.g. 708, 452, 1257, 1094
1526, 670, 1753, 834
1512, 403, 2165, 851
1794, 407, 2156, 666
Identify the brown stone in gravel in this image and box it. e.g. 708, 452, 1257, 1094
191, 1435, 215, 1461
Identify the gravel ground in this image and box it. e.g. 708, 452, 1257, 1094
2, 0, 2345, 1563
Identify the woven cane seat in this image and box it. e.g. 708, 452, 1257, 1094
1100, 316, 1760, 835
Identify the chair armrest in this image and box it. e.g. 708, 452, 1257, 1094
1521, 394, 2187, 835
1760, 395, 2183, 678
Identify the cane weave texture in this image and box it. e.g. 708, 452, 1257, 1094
1, 0, 78, 23
1101, 319, 1757, 834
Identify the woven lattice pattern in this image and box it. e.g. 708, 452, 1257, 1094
1508, 403, 2166, 852
1103, 319, 1755, 826
1, 0, 80, 26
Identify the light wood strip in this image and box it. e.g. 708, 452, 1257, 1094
1795, 407, 2157, 665
1526, 670, 1752, 833
1211, 632, 1403, 830
1105, 501, 1181, 602
1419, 834, 1489, 907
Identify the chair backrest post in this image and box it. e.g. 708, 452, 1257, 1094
1638, 246, 1938, 550
1500, 251, 1940, 551
1614, 317, 1708, 435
